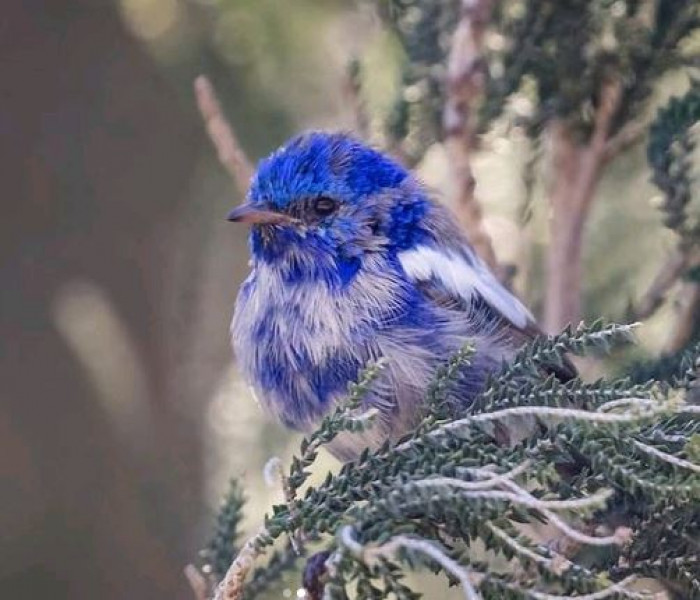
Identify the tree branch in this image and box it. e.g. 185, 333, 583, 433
603, 118, 649, 162
544, 79, 623, 332
587, 79, 624, 175
213, 526, 268, 600
185, 564, 211, 600
194, 75, 254, 197
443, 0, 499, 271
667, 275, 700, 353
629, 248, 689, 321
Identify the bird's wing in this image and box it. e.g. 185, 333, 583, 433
398, 244, 534, 329
398, 244, 576, 381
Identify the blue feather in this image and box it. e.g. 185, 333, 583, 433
230, 131, 536, 457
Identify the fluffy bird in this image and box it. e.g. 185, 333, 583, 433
230, 132, 571, 460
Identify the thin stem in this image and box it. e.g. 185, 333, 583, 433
443, 402, 675, 430
339, 526, 482, 600
633, 439, 700, 474
485, 523, 572, 575
628, 248, 689, 321
184, 564, 211, 600
527, 575, 662, 600
212, 526, 268, 600
409, 479, 622, 547
194, 75, 254, 196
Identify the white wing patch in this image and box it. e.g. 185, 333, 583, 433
398, 245, 534, 329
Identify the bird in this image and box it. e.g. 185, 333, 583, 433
229, 131, 573, 461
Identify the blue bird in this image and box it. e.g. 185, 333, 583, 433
229, 132, 572, 461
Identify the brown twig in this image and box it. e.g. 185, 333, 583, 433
629, 248, 689, 321
213, 527, 268, 600
443, 0, 499, 271
667, 266, 700, 353
184, 564, 211, 600
589, 79, 624, 158
194, 75, 254, 196
603, 118, 649, 162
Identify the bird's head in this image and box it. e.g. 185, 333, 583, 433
228, 132, 433, 285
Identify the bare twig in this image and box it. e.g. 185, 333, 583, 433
338, 526, 482, 600
529, 575, 664, 600
667, 277, 700, 352
184, 564, 210, 600
194, 75, 254, 196
590, 80, 624, 156
633, 439, 700, 473
628, 242, 700, 325
412, 481, 622, 546
213, 526, 268, 600
443, 0, 499, 271
485, 522, 573, 575
446, 401, 672, 427
629, 248, 689, 321
603, 118, 649, 162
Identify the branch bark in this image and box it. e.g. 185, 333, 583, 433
213, 527, 268, 600
185, 564, 211, 600
443, 0, 499, 271
629, 248, 689, 321
194, 75, 254, 196
543, 80, 623, 333
603, 117, 649, 162
666, 251, 700, 352
667, 282, 700, 353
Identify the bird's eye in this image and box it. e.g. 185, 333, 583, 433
312, 196, 338, 217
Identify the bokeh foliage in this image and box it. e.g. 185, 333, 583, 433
378, 0, 700, 156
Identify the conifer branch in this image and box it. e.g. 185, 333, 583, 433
197, 324, 700, 599
337, 526, 482, 600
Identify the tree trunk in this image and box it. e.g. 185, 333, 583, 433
543, 122, 608, 333
543, 79, 622, 333
545, 191, 589, 333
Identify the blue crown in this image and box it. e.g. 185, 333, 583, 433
248, 132, 408, 209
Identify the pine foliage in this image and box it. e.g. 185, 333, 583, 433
200, 479, 246, 582
198, 324, 700, 599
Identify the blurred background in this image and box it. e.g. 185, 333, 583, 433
1, 1, 697, 599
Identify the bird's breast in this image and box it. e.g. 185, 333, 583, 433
230, 259, 502, 457
231, 261, 403, 428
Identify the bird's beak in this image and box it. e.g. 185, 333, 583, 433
227, 204, 294, 225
